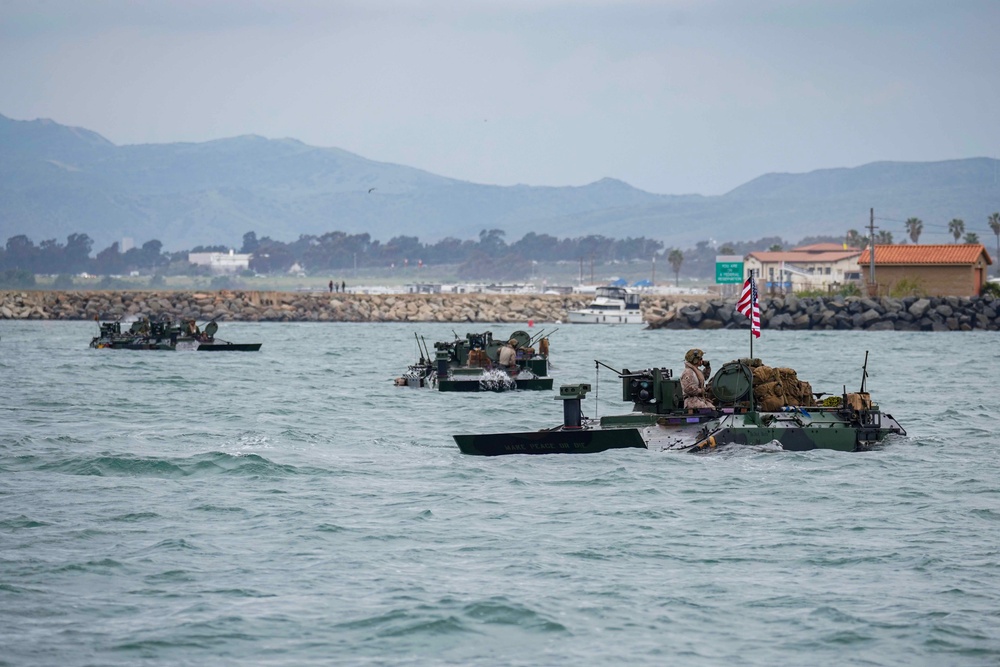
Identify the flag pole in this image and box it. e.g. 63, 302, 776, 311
737, 273, 760, 413
750, 320, 756, 412
748, 275, 756, 412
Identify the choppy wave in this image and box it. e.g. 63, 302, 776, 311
17, 451, 307, 478
1, 322, 999, 666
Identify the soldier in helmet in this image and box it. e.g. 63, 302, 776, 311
681, 348, 713, 409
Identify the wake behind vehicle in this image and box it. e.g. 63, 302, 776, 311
454, 353, 906, 455
90, 318, 261, 351
396, 329, 553, 392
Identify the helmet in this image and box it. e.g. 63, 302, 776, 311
685, 348, 704, 363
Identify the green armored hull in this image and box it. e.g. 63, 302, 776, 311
454, 406, 903, 455
454, 356, 906, 455
454, 426, 647, 455
398, 329, 553, 392
90, 319, 261, 351
437, 375, 554, 392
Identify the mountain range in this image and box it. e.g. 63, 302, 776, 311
2, 113, 998, 252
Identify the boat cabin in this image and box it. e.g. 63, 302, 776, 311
592, 286, 641, 310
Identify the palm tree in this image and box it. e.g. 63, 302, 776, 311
989, 212, 1000, 273
845, 230, 863, 248
667, 249, 684, 287
905, 217, 923, 244
948, 218, 965, 242
876, 230, 894, 244
964, 232, 979, 244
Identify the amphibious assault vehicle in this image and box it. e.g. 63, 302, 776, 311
90, 318, 261, 351
397, 329, 553, 392
453, 354, 906, 455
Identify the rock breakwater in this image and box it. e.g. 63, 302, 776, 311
0, 290, 592, 323
646, 294, 1000, 331
1, 291, 998, 330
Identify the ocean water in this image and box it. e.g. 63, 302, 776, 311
1, 320, 998, 666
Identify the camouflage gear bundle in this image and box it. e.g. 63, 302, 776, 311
751, 364, 817, 410
468, 349, 489, 367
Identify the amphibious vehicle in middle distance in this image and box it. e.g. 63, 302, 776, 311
396, 329, 553, 392
90, 317, 261, 351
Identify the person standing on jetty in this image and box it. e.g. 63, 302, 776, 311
328, 280, 334, 293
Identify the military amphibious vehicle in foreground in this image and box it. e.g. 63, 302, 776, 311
397, 329, 553, 392
90, 318, 261, 351
454, 354, 906, 455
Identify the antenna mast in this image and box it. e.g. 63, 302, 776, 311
868, 208, 877, 293
860, 350, 869, 394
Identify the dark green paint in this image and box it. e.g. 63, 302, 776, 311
90, 318, 261, 351
455, 359, 907, 455
399, 328, 553, 392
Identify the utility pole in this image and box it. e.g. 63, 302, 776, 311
590, 254, 594, 284
651, 255, 656, 286
868, 208, 877, 295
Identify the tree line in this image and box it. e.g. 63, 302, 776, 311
0, 229, 773, 280
3, 213, 995, 284
240, 229, 675, 280
846, 212, 1000, 248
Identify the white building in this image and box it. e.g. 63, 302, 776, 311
405, 283, 443, 294
187, 249, 251, 274
744, 243, 863, 293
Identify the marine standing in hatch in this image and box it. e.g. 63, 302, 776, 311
681, 348, 714, 409
498, 338, 518, 374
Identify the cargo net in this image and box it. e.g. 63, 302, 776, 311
747, 361, 817, 411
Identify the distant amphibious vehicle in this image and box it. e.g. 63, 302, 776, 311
90, 318, 261, 351
454, 354, 905, 455
396, 329, 553, 392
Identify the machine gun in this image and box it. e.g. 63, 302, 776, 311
593, 360, 684, 415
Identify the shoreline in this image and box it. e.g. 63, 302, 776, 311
1, 290, 997, 331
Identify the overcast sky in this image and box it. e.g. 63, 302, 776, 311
1, 0, 997, 195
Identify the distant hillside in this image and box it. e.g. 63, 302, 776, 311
1, 113, 997, 250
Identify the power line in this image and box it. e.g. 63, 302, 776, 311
872, 215, 998, 236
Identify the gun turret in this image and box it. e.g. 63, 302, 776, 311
620, 367, 682, 414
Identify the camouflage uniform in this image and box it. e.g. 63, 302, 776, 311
681, 348, 713, 409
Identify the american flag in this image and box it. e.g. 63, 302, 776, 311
736, 275, 761, 338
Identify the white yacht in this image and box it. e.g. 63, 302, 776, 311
567, 286, 644, 324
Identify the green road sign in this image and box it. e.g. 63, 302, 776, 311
715, 255, 744, 284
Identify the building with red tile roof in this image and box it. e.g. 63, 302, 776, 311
744, 244, 863, 293
858, 244, 992, 297
793, 243, 854, 252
